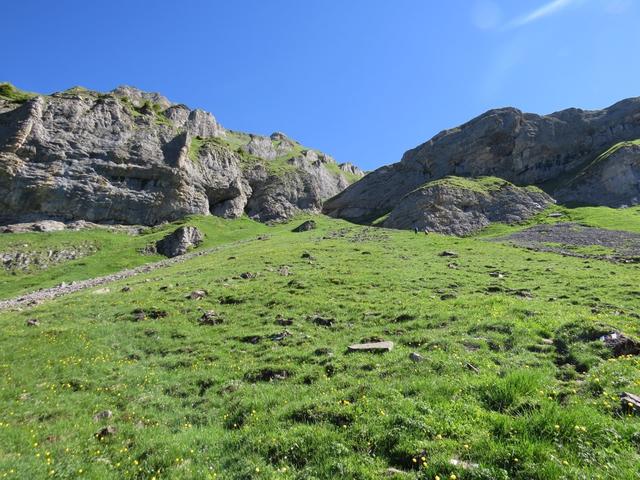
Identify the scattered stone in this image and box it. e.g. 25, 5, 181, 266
156, 226, 204, 258
187, 290, 207, 300
301, 252, 315, 260
198, 310, 223, 326
541, 338, 554, 345
277, 265, 292, 276
92, 410, 113, 422
409, 352, 424, 362
385, 467, 408, 476
311, 315, 335, 327
440, 293, 457, 300
439, 251, 458, 258
275, 316, 294, 326
448, 263, 458, 269
219, 295, 243, 305
94, 426, 116, 440
26, 318, 39, 327
348, 341, 394, 353
240, 335, 262, 344
93, 287, 110, 295
600, 332, 640, 356
132, 308, 167, 321
548, 212, 565, 218
514, 289, 534, 299
394, 313, 416, 323
292, 220, 317, 232
270, 330, 291, 342
314, 347, 333, 356
239, 272, 256, 280
465, 362, 480, 373
245, 368, 290, 382
450, 458, 479, 470
489, 271, 505, 278
620, 392, 640, 414
121, 286, 131, 292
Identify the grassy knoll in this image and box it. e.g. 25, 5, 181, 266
1, 212, 640, 479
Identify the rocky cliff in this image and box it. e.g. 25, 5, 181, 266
324, 98, 640, 224
0, 83, 363, 225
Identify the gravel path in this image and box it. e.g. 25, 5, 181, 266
493, 222, 640, 262
0, 238, 256, 312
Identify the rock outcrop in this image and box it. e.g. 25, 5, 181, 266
556, 140, 640, 207
324, 98, 640, 224
382, 176, 553, 236
156, 226, 204, 258
0, 83, 363, 226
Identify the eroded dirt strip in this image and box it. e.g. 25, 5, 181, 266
0, 238, 257, 312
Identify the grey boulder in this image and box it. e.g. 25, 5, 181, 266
156, 226, 204, 258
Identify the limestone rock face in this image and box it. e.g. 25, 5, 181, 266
324, 98, 640, 223
556, 141, 640, 207
0, 84, 362, 226
382, 177, 554, 236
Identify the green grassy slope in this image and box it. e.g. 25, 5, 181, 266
1, 212, 640, 479
0, 217, 268, 300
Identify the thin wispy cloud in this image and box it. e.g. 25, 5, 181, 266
507, 0, 575, 28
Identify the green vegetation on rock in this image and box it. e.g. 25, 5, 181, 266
416, 176, 544, 195
0, 82, 36, 103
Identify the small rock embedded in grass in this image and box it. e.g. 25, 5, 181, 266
121, 286, 131, 292
314, 347, 333, 356
132, 308, 167, 321
439, 251, 458, 257
269, 330, 291, 342
219, 295, 243, 305
600, 332, 640, 356
292, 220, 317, 232
239, 272, 256, 279
240, 335, 262, 344
26, 318, 39, 327
465, 362, 480, 373
348, 341, 394, 353
94, 426, 116, 440
275, 315, 294, 326
187, 290, 207, 300
385, 467, 407, 476
92, 410, 113, 422
311, 315, 335, 327
277, 265, 291, 276
198, 310, 223, 325
409, 352, 423, 362
620, 392, 640, 414
301, 251, 315, 260
245, 368, 290, 382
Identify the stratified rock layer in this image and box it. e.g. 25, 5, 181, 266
324, 99, 640, 223
0, 84, 363, 225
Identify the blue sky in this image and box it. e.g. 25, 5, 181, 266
2, 0, 638, 170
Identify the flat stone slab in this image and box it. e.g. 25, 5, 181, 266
348, 341, 394, 352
